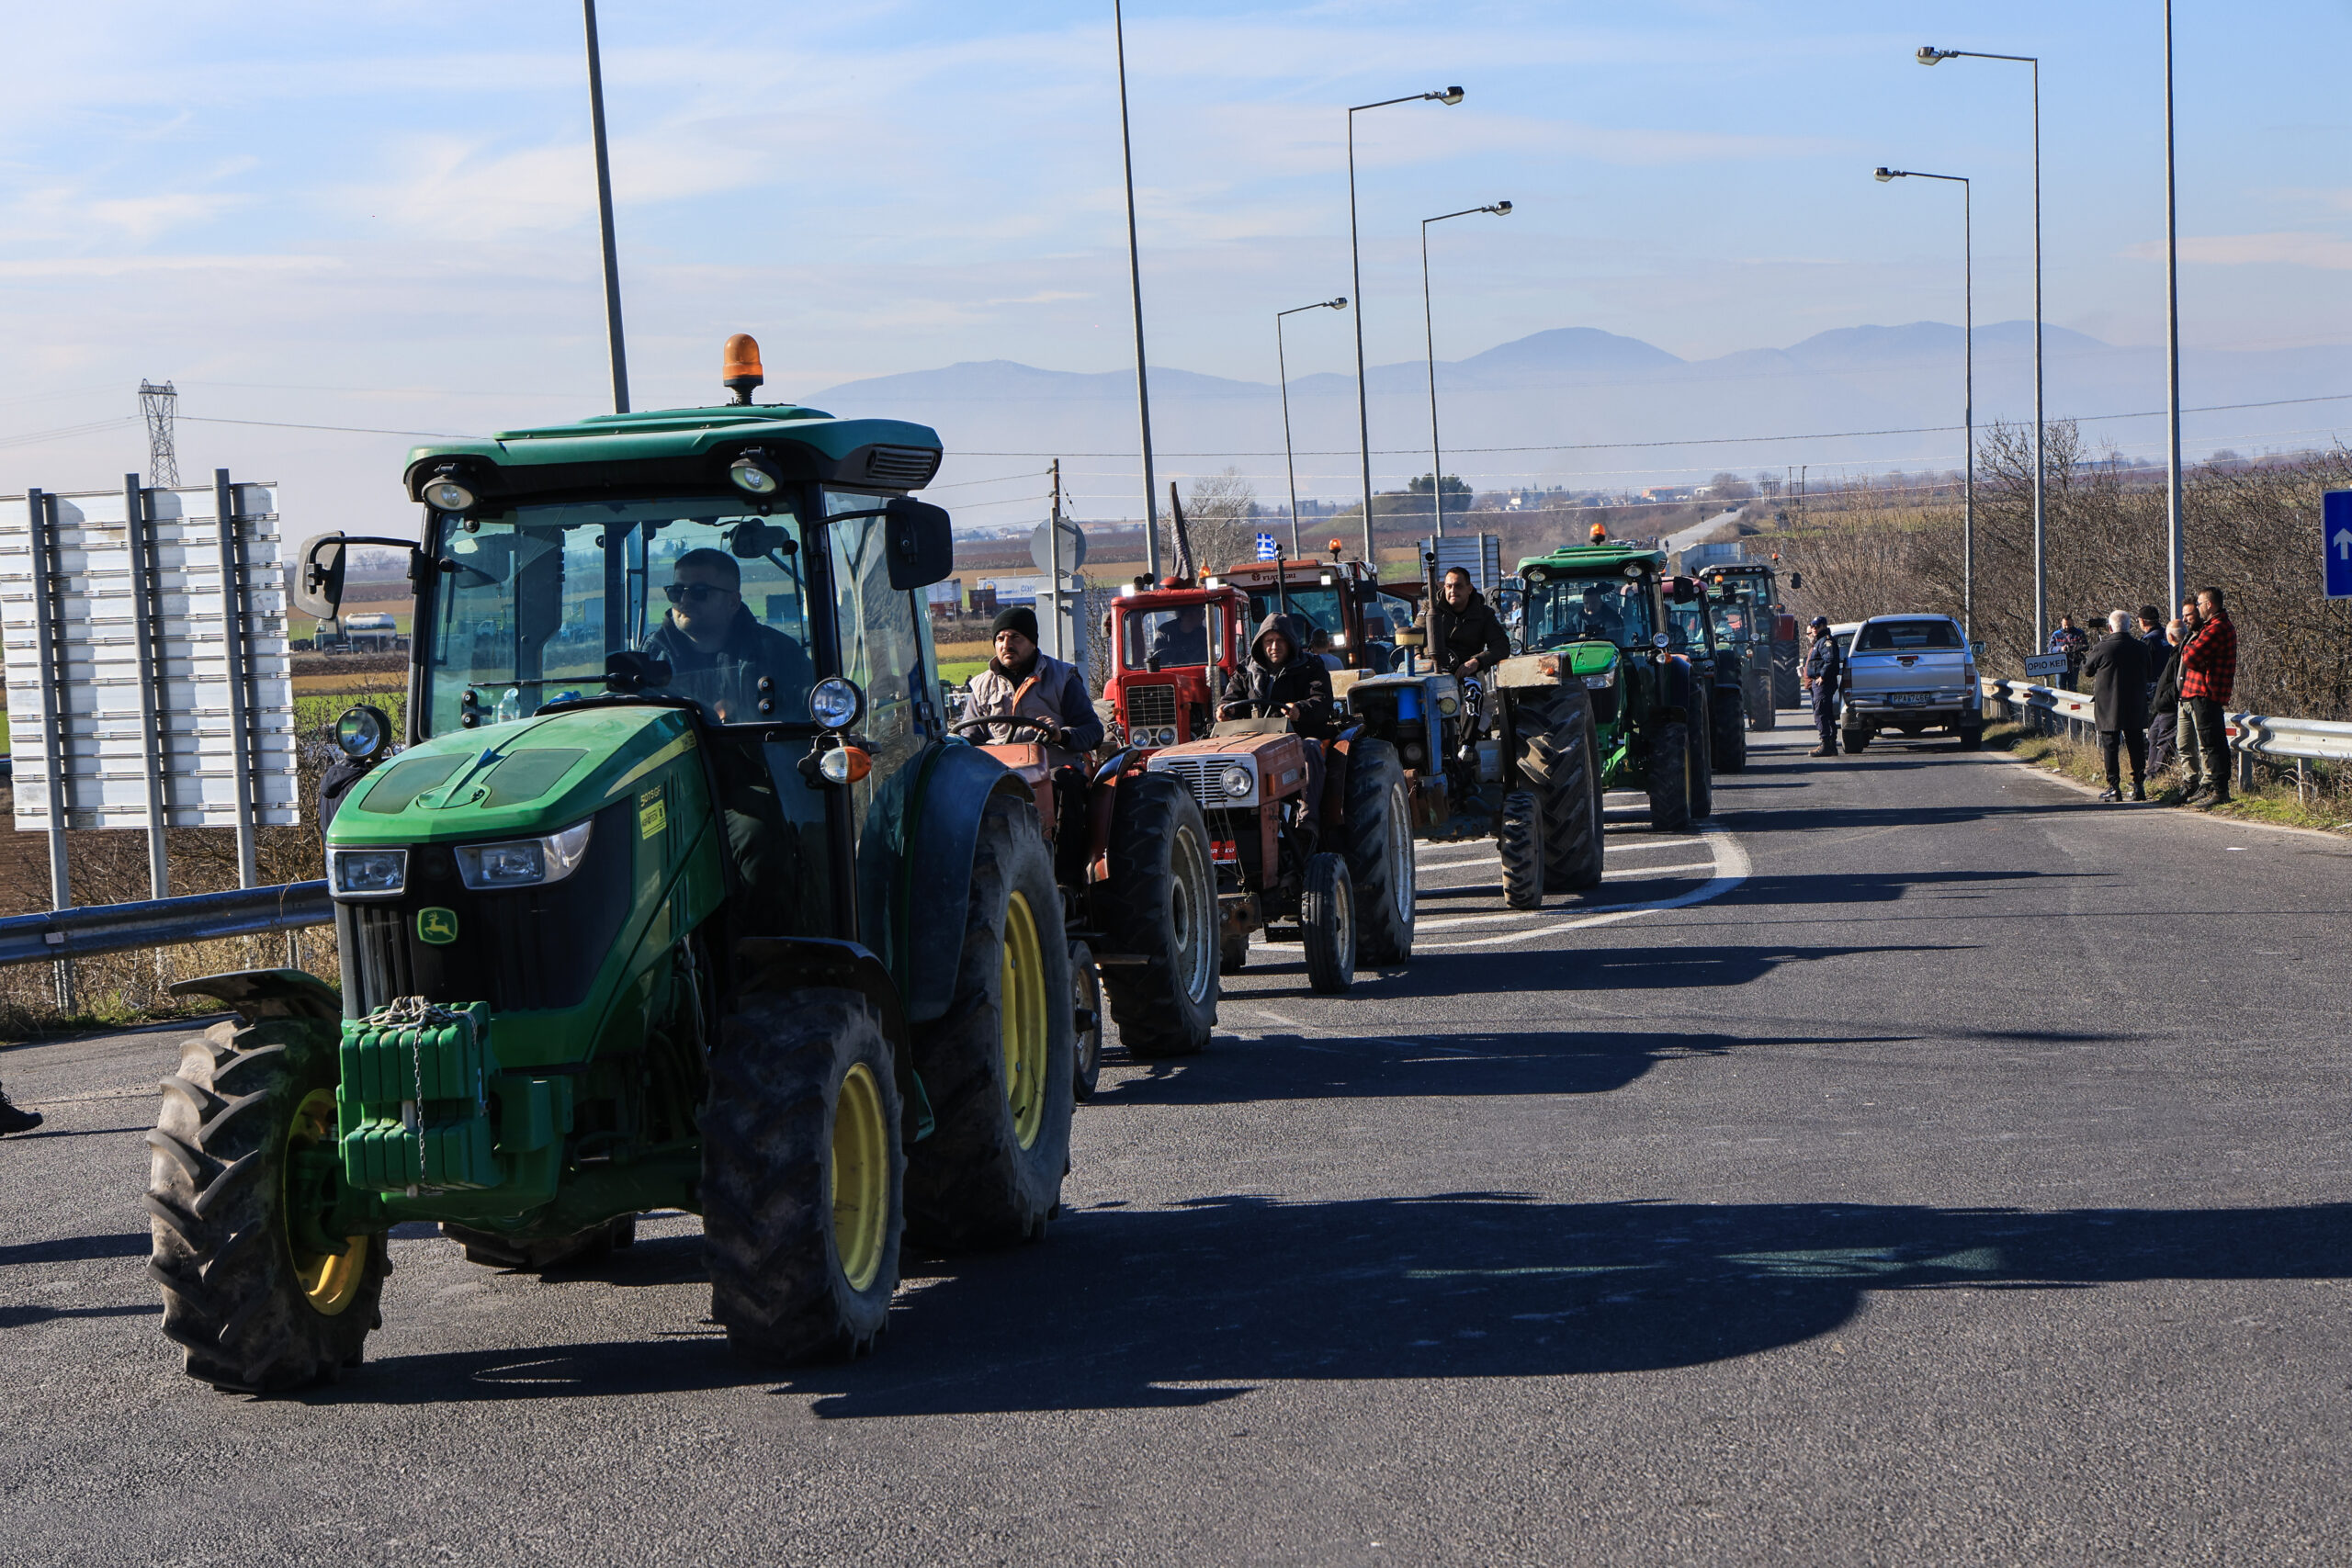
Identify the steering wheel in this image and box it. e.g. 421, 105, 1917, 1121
954, 714, 1062, 742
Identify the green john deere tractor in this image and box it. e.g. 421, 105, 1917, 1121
1515, 543, 1724, 833
145, 336, 1077, 1392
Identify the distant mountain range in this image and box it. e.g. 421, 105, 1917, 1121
808, 322, 2350, 517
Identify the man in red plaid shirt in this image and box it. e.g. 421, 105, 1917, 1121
2177, 585, 2236, 805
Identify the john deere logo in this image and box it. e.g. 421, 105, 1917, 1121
416, 908, 459, 945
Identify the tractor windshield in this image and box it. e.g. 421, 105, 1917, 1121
1245, 584, 1344, 648
1666, 599, 1711, 653
1524, 575, 1657, 650
1708, 592, 1758, 648
1123, 603, 1225, 670
425, 496, 818, 735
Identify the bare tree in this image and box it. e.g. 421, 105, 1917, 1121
1185, 468, 1261, 574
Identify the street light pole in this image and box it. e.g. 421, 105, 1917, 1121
1919, 45, 2042, 649
2163, 0, 2186, 615
1114, 0, 1161, 581
1348, 85, 1464, 565
582, 0, 628, 414
1420, 200, 1511, 541
1875, 168, 1973, 638
1277, 297, 1349, 557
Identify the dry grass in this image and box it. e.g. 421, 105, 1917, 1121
1981, 718, 2352, 838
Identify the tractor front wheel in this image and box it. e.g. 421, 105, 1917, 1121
1713, 684, 1748, 773
147, 1016, 387, 1393
1646, 721, 1696, 833
1689, 689, 1716, 819
1070, 940, 1104, 1103
1341, 739, 1416, 964
1498, 790, 1545, 909
702, 987, 903, 1363
1522, 704, 1604, 892
905, 795, 1076, 1249
1102, 773, 1218, 1057
1301, 852, 1358, 996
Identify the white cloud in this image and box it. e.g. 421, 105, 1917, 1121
2125, 231, 2352, 270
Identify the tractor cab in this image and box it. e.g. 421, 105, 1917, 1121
1103, 581, 1248, 754
1202, 549, 1413, 672
1698, 559, 1798, 726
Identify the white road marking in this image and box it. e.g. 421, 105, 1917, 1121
1410, 825, 1751, 950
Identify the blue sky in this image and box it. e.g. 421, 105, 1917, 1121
4, 1, 2348, 528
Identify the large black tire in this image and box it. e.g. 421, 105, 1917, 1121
1342, 739, 1415, 964
1498, 790, 1545, 909
1301, 852, 1357, 996
148, 1016, 387, 1393
1713, 683, 1748, 773
1102, 773, 1218, 1057
1689, 689, 1715, 819
1220, 931, 1250, 974
1646, 720, 1695, 832
1070, 941, 1103, 1103
703, 987, 903, 1363
905, 795, 1075, 1249
1843, 724, 1871, 753
1521, 704, 1604, 893
1957, 724, 1984, 751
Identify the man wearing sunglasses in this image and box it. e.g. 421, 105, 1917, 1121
643, 547, 815, 726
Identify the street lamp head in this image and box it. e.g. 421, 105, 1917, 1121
1329, 297, 1349, 310
1874, 167, 1899, 182
1490, 200, 1513, 215
1917, 45, 1953, 65
1436, 85, 1464, 105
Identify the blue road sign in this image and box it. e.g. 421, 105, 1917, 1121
1254, 532, 1279, 561
2326, 491, 2352, 600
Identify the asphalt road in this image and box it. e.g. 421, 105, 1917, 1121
6, 720, 2350, 1565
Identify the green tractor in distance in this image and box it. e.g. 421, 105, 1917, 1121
145, 335, 1078, 1393
1515, 542, 1724, 833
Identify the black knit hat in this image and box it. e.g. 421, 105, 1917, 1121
991, 605, 1039, 642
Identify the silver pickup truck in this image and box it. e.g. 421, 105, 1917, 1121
1839, 614, 1982, 751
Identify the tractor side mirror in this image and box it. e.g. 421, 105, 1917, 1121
883, 497, 954, 590
291, 534, 348, 621
1788, 570, 1804, 590
1353, 581, 1380, 604
730, 518, 797, 559
1670, 576, 1700, 604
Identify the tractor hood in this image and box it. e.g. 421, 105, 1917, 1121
326, 705, 697, 848
1555, 641, 1621, 677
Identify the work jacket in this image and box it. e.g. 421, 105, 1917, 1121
2084, 632, 2152, 732
966, 651, 1105, 751
1219, 615, 1336, 737
1424, 589, 1511, 674
1804, 637, 1845, 707
2179, 612, 2237, 704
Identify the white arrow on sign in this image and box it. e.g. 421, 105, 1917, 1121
2335, 526, 2352, 561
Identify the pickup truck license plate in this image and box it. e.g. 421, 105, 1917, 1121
1892, 694, 1928, 706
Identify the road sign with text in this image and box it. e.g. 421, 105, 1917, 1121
2325, 491, 2352, 599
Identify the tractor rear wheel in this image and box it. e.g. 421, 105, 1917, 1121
1498, 790, 1545, 909
1713, 683, 1748, 773
147, 1015, 387, 1393
1070, 940, 1104, 1103
905, 795, 1075, 1249
1342, 739, 1415, 964
1689, 690, 1716, 819
703, 987, 902, 1363
1521, 704, 1604, 893
1301, 852, 1358, 996
1646, 721, 1695, 833
1102, 773, 1218, 1057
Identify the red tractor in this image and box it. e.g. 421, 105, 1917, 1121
952, 715, 1220, 1083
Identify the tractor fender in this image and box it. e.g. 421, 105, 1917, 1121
900, 741, 1035, 1025
169, 968, 344, 1025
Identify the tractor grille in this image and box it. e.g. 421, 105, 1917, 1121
863, 446, 941, 487
1150, 755, 1227, 811
1125, 683, 1177, 733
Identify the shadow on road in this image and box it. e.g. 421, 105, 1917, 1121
309, 1193, 2352, 1416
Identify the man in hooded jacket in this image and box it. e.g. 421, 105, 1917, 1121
1219, 614, 1335, 850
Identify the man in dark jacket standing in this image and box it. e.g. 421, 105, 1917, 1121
1423, 568, 1511, 678
2177, 585, 2237, 805
2085, 610, 2153, 801
1803, 617, 1845, 757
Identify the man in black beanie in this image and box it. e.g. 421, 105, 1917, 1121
964, 604, 1104, 757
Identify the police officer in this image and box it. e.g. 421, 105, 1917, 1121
1803, 616, 1846, 757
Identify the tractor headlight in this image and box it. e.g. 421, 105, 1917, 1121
330, 847, 408, 898
810, 676, 864, 730
1156, 727, 1178, 747
454, 819, 594, 891
1218, 765, 1253, 798
728, 453, 783, 495
1583, 672, 1614, 690
335, 704, 394, 763
422, 477, 475, 512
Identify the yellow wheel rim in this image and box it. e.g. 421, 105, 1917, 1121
1000, 890, 1049, 1150
285, 1089, 368, 1317
830, 1063, 889, 1293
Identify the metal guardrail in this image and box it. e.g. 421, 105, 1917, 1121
1981, 677, 2352, 787
0, 880, 331, 967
